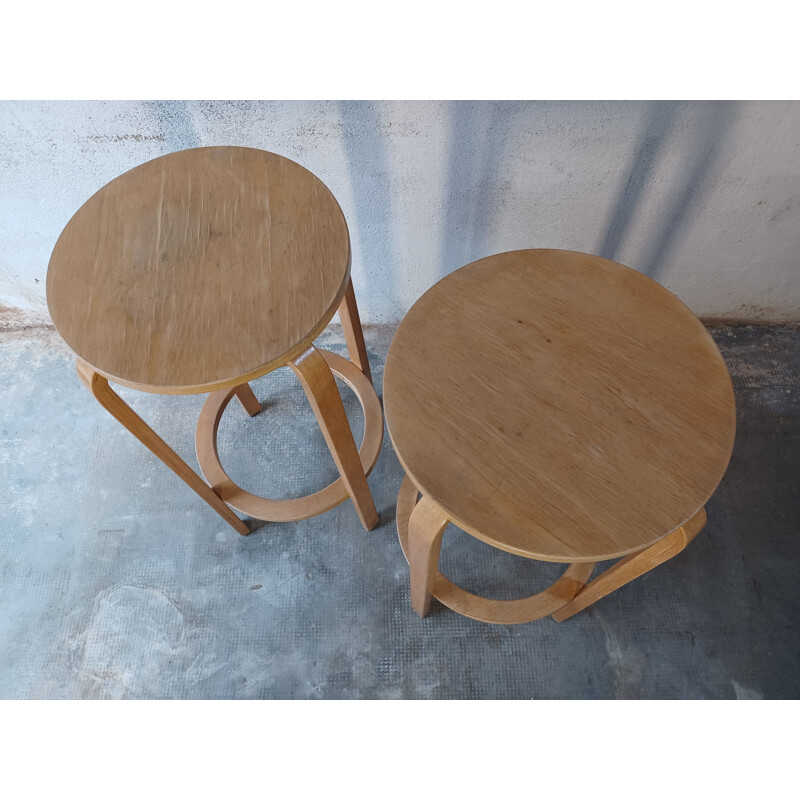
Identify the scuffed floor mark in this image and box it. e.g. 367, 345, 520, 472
77, 584, 184, 699
0, 307, 52, 332
732, 680, 763, 700
595, 612, 646, 699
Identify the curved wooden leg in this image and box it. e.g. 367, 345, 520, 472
76, 359, 249, 536
234, 383, 261, 416
408, 494, 450, 617
552, 508, 707, 622
338, 277, 372, 384
196, 350, 383, 523
397, 476, 595, 623
289, 345, 379, 531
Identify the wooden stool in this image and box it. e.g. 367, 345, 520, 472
384, 249, 736, 623
46, 146, 382, 535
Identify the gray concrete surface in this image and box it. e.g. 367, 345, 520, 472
0, 324, 798, 699
3, 101, 800, 328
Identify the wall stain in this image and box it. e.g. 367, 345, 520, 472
87, 133, 166, 143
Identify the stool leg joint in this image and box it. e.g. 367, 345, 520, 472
338, 277, 373, 385
552, 508, 707, 622
290, 345, 379, 530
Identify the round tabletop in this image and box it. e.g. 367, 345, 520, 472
384, 249, 736, 563
46, 146, 351, 394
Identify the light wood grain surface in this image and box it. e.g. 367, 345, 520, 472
47, 146, 351, 394
396, 475, 596, 623
384, 249, 736, 563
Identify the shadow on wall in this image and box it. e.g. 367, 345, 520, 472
642, 102, 737, 281
336, 101, 401, 320
439, 101, 516, 278
598, 101, 738, 281
437, 100, 738, 288
147, 101, 200, 151
337, 100, 520, 305
598, 101, 681, 264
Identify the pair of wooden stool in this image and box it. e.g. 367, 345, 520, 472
46, 146, 736, 625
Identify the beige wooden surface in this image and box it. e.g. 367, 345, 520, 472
47, 146, 351, 395
384, 249, 736, 563
396, 475, 596, 623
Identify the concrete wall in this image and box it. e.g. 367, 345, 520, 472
2, 100, 799, 328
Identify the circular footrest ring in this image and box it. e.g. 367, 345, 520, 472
396, 475, 595, 624
196, 349, 383, 522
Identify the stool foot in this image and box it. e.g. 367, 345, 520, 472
77, 359, 249, 536
338, 277, 373, 385
408, 495, 449, 617
234, 383, 261, 417
551, 507, 707, 622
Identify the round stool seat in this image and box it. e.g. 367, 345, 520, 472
46, 146, 350, 394
47, 146, 381, 535
384, 249, 736, 564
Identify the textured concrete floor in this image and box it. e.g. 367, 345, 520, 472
0, 324, 798, 699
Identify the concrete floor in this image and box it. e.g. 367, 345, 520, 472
0, 324, 797, 699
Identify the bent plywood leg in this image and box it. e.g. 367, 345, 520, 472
397, 476, 595, 623
290, 345, 379, 531
552, 508, 707, 622
76, 359, 249, 536
338, 277, 372, 384
407, 494, 450, 617
234, 383, 261, 417
196, 350, 383, 523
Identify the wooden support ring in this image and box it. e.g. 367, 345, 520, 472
396, 475, 596, 624
196, 350, 383, 522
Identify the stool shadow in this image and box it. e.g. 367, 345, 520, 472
598, 101, 680, 263
439, 100, 517, 279
643, 101, 737, 281
148, 100, 200, 150
336, 100, 401, 321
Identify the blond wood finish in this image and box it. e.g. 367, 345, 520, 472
52, 147, 381, 535
196, 349, 382, 527
397, 476, 596, 624
338, 278, 373, 384
47, 146, 351, 395
407, 493, 450, 616
384, 249, 736, 563
76, 359, 249, 536
551, 506, 707, 622
290, 346, 378, 530
234, 383, 261, 417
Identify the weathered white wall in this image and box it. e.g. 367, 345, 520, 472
1, 100, 799, 327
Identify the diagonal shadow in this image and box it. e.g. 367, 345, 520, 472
439, 100, 517, 278
147, 100, 200, 150
336, 100, 399, 321
598, 101, 680, 262
645, 101, 738, 280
